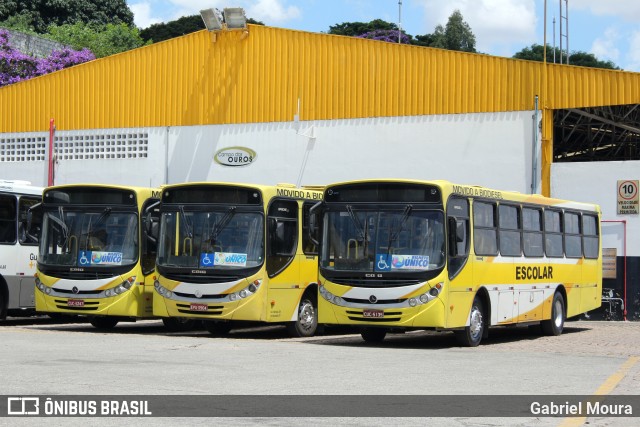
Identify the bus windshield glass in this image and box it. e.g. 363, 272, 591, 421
157, 208, 264, 270
39, 208, 139, 267
321, 207, 445, 273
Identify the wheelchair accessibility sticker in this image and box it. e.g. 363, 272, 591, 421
200, 253, 214, 268
375, 254, 392, 272
78, 251, 123, 266
375, 254, 430, 271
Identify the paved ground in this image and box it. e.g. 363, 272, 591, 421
0, 317, 638, 426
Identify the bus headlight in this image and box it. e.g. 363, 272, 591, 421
419, 294, 429, 303
154, 282, 173, 299
104, 276, 136, 297
408, 298, 417, 307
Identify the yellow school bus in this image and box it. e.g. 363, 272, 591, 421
312, 179, 601, 346
153, 182, 323, 337
34, 184, 178, 329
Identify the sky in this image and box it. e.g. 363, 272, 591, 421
126, 0, 640, 72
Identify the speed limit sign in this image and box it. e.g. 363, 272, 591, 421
617, 180, 639, 214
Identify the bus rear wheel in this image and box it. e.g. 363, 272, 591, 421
204, 321, 232, 336
286, 296, 317, 337
89, 317, 118, 329
541, 292, 565, 336
162, 317, 197, 332
455, 296, 485, 347
360, 327, 387, 343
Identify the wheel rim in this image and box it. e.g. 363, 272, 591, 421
469, 304, 483, 340
298, 300, 315, 331
553, 299, 564, 328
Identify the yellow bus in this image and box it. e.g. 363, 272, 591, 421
33, 184, 186, 329
153, 182, 323, 337
312, 179, 601, 346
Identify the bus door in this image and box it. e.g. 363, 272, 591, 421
445, 197, 472, 327
265, 199, 300, 322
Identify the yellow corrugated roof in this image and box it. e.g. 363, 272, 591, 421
1, 24, 639, 133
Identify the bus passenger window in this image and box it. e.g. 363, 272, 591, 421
583, 214, 599, 259
498, 204, 521, 257
544, 209, 563, 257
564, 212, 582, 258
473, 201, 498, 256
522, 207, 543, 257
0, 196, 17, 244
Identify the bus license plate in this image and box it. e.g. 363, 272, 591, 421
190, 303, 208, 312
363, 309, 384, 318
67, 299, 84, 307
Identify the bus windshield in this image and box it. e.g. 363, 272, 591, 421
157, 208, 264, 270
39, 208, 138, 267
321, 206, 445, 273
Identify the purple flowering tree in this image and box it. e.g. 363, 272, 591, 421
0, 29, 95, 87
358, 29, 412, 44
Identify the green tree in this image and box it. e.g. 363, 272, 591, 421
513, 44, 619, 69
441, 10, 475, 52
0, 0, 134, 34
0, 13, 35, 32
140, 14, 264, 44
328, 19, 397, 37
47, 22, 148, 58
140, 15, 204, 43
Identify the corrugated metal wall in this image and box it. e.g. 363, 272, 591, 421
1, 24, 640, 133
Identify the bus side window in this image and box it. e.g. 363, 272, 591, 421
473, 201, 498, 256
447, 197, 470, 280
302, 202, 318, 255
141, 199, 160, 275
267, 199, 298, 277
0, 195, 17, 244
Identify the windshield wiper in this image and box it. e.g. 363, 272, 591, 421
346, 205, 366, 242
386, 205, 413, 254
86, 207, 111, 243
178, 205, 193, 238
208, 206, 237, 245
48, 206, 70, 246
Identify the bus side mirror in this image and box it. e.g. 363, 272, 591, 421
448, 217, 457, 257
26, 202, 43, 243
308, 201, 322, 247
448, 217, 466, 257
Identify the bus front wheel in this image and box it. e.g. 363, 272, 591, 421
286, 296, 318, 337
455, 296, 485, 347
204, 321, 232, 336
89, 317, 118, 329
360, 327, 387, 343
162, 317, 197, 332
541, 292, 565, 336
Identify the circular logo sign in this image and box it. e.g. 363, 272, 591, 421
214, 146, 256, 167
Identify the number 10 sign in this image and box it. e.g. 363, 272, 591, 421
617, 180, 639, 215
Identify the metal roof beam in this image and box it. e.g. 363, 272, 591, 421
567, 108, 640, 136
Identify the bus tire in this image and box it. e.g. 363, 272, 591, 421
286, 295, 317, 337
541, 292, 565, 336
204, 321, 232, 336
89, 317, 118, 329
455, 296, 485, 347
0, 283, 6, 320
360, 327, 387, 343
162, 317, 197, 332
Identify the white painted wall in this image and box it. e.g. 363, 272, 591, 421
552, 161, 640, 256
168, 111, 538, 191
1, 110, 538, 192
